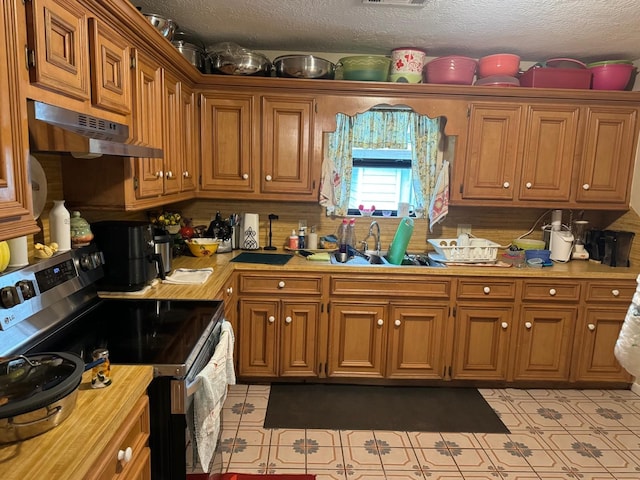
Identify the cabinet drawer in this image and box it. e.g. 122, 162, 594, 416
457, 279, 517, 300
330, 275, 451, 298
522, 280, 580, 301
87, 395, 150, 480
239, 273, 322, 295
584, 281, 635, 303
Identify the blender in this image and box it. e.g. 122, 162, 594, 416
571, 220, 589, 260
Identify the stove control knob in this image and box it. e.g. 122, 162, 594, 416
0, 286, 21, 308
15, 280, 36, 300
91, 252, 104, 267
79, 254, 92, 271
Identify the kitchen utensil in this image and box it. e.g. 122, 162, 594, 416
265, 213, 278, 250
171, 40, 205, 71
423, 55, 477, 85
478, 53, 520, 78
549, 230, 574, 262
186, 238, 220, 257
474, 75, 520, 87
338, 55, 391, 81
545, 57, 587, 69
519, 66, 592, 88
206, 48, 272, 76
390, 47, 426, 83
428, 237, 499, 262
273, 55, 335, 79
387, 217, 414, 265
69, 211, 94, 248
7, 236, 28, 267
241, 213, 260, 250
587, 59, 634, 68
143, 13, 178, 40
154, 234, 173, 272
512, 238, 546, 250
589, 63, 635, 90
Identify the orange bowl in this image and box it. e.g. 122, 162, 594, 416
186, 238, 220, 257
478, 53, 520, 78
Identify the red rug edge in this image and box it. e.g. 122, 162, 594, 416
187, 474, 316, 480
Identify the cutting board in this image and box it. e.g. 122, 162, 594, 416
230, 252, 293, 265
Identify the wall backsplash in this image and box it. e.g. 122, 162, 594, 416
33, 155, 640, 267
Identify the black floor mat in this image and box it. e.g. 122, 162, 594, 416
264, 384, 510, 433
230, 252, 293, 265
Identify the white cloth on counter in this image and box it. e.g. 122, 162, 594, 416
162, 267, 213, 285
190, 320, 236, 472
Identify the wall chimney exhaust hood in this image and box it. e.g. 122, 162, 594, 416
27, 100, 163, 158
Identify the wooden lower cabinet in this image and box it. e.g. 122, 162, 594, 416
327, 300, 448, 380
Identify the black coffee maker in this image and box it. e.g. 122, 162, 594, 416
92, 221, 165, 291
585, 229, 635, 267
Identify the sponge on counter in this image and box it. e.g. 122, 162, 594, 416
307, 252, 331, 261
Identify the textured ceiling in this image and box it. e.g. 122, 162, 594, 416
131, 0, 640, 63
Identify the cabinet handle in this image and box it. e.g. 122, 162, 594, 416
268, 316, 275, 323
285, 316, 292, 324
483, 286, 491, 294
549, 288, 557, 296
278, 281, 285, 288
612, 289, 620, 297
394, 319, 401, 327
117, 446, 133, 463
502, 181, 510, 189
588, 323, 596, 331
525, 182, 532, 189
265, 174, 272, 181
582, 183, 590, 190
525, 321, 532, 329
242, 173, 249, 179
377, 319, 384, 326
501, 322, 508, 329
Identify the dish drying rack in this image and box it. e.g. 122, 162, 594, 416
428, 238, 500, 263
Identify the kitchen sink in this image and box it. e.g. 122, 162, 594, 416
331, 250, 445, 267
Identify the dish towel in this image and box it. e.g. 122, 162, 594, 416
163, 267, 213, 285
429, 159, 450, 232
191, 320, 236, 472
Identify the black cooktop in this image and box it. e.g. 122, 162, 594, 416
27, 299, 223, 367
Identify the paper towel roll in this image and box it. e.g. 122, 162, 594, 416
8, 236, 29, 267
241, 213, 260, 250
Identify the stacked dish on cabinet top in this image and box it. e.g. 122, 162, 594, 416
474, 53, 521, 87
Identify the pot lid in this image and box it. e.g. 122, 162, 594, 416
29, 155, 47, 220
0, 352, 84, 418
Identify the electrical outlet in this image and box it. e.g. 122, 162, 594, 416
457, 224, 472, 236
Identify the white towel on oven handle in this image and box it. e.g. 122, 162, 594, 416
192, 320, 236, 472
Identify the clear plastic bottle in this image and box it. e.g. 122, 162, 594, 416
338, 219, 349, 253
346, 218, 356, 251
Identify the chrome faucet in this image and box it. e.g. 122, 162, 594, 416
367, 221, 381, 254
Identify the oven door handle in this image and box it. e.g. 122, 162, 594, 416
171, 376, 203, 415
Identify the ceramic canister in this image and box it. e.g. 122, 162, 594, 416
390, 47, 427, 83
241, 213, 260, 250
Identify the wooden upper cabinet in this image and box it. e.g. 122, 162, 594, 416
518, 104, 580, 202
131, 49, 163, 199
461, 103, 523, 200
260, 95, 316, 197
88, 18, 131, 115
180, 84, 198, 192
200, 92, 255, 193
576, 107, 637, 205
161, 70, 181, 195
24, 0, 90, 100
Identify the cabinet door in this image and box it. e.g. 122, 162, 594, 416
512, 306, 577, 381
575, 107, 637, 205
200, 93, 255, 193
280, 301, 320, 377
452, 305, 513, 381
327, 301, 386, 378
260, 95, 316, 197
461, 103, 523, 200
386, 304, 448, 379
88, 18, 131, 115
131, 50, 163, 199
161, 70, 181, 195
519, 105, 580, 202
238, 299, 278, 377
24, 0, 89, 100
572, 307, 632, 383
180, 84, 198, 192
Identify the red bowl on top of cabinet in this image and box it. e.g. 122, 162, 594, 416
423, 55, 477, 85
589, 63, 635, 90
478, 53, 520, 78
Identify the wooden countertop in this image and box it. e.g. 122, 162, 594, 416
100, 249, 639, 301
0, 365, 153, 480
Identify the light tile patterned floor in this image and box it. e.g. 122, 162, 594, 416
218, 384, 640, 479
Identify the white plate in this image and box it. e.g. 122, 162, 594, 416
29, 155, 47, 219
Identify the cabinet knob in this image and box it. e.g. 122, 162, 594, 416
612, 289, 620, 297
156, 170, 163, 178
394, 319, 401, 327
226, 287, 233, 295
377, 319, 384, 326
525, 182, 532, 189
117, 446, 133, 463
166, 170, 174, 179
265, 174, 272, 181
503, 181, 510, 189
183, 170, 190, 178
483, 286, 491, 294
582, 183, 590, 190
285, 316, 292, 324
588, 323, 596, 331
268, 316, 275, 323
549, 288, 557, 296
525, 321, 532, 329
242, 173, 249, 180
278, 281, 285, 288
501, 322, 508, 329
